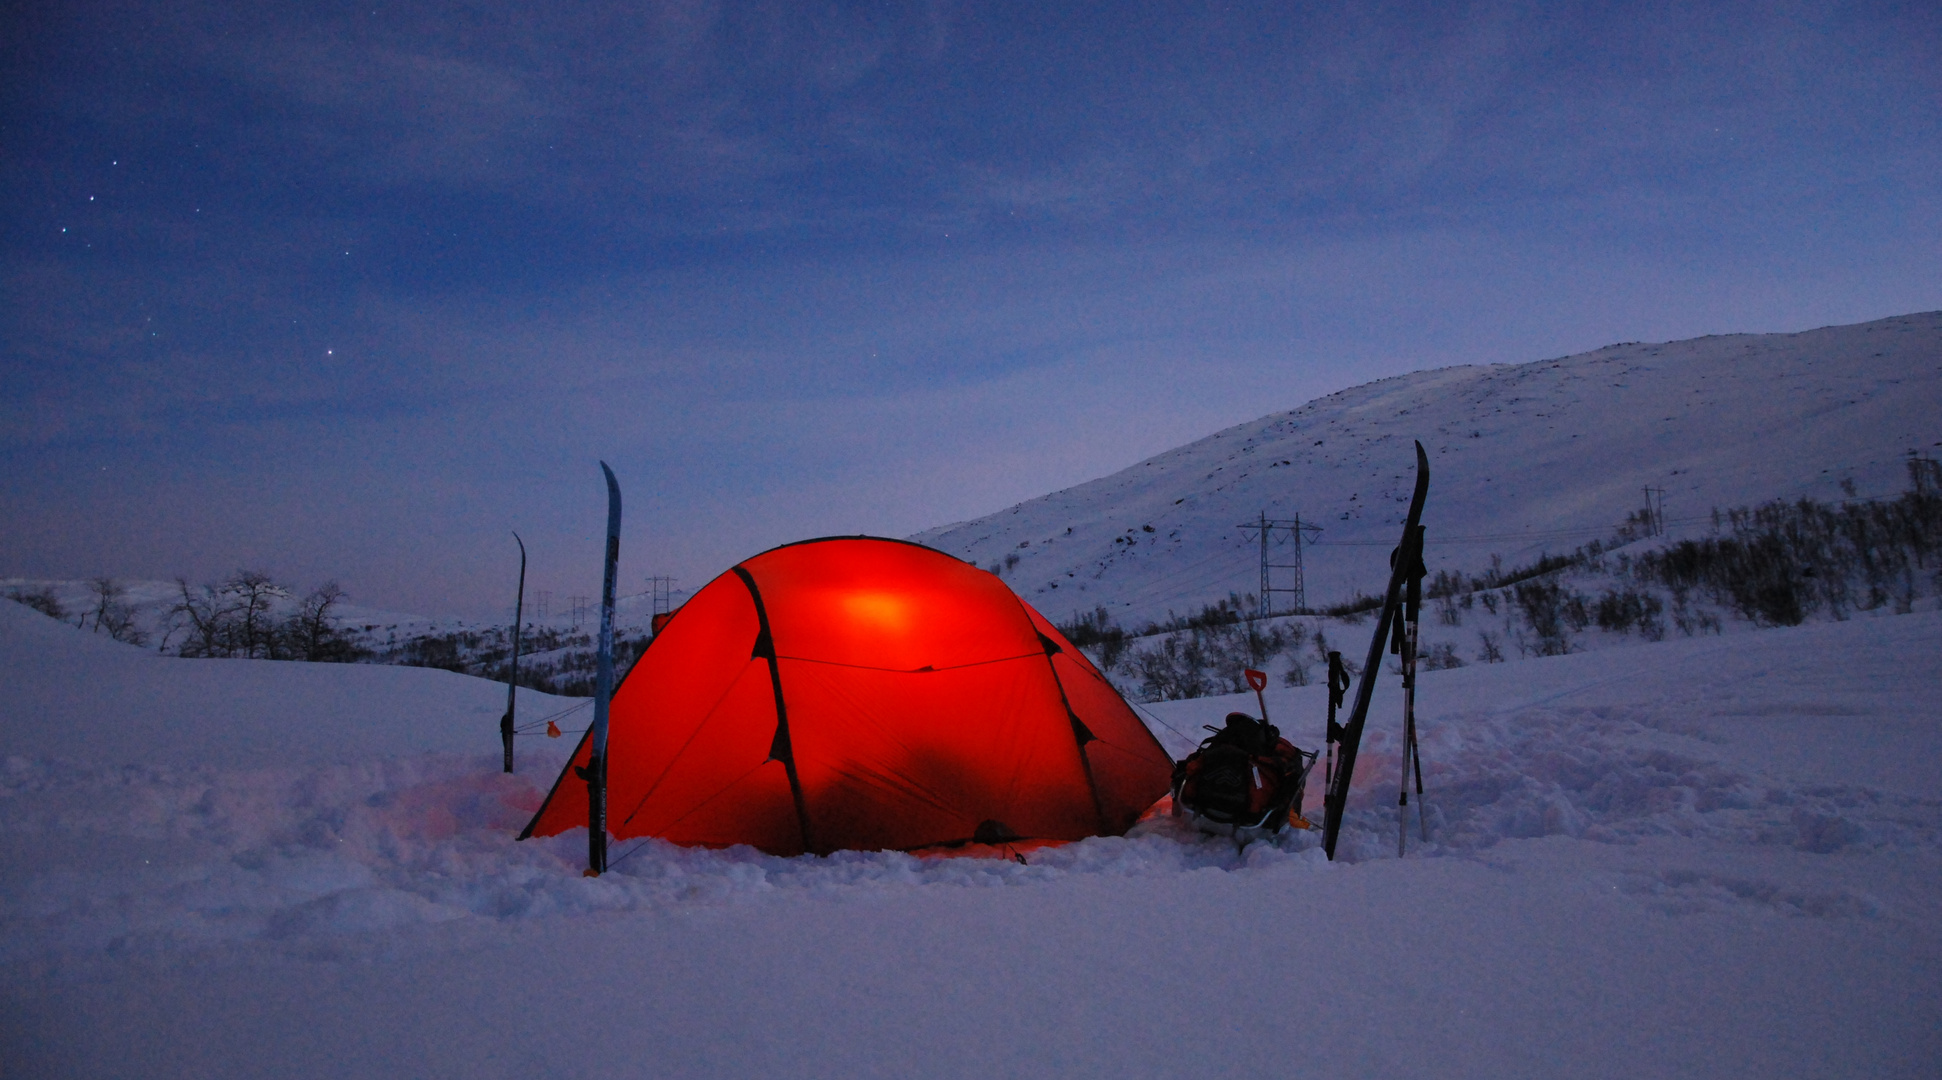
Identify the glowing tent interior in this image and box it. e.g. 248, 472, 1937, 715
519, 536, 1174, 856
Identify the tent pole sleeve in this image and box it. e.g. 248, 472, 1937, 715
1018, 596, 1110, 834
733, 566, 815, 855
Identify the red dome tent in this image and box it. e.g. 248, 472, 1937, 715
519, 537, 1173, 856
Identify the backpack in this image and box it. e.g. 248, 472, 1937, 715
1171, 712, 1316, 833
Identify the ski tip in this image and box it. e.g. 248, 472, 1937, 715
599, 461, 621, 520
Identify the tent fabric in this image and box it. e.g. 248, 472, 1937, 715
519, 536, 1174, 856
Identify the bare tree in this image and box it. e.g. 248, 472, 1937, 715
226, 570, 288, 659
286, 582, 357, 661
164, 578, 233, 657
79, 577, 147, 645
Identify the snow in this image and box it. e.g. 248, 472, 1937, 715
5, 313, 1940, 1076
0, 600, 578, 770
5, 591, 1939, 1077
0, 575, 443, 654
914, 311, 1942, 628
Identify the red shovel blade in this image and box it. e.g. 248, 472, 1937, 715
1245, 668, 1267, 692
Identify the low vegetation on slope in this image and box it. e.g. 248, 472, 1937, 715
10, 460, 1940, 705
1066, 457, 1942, 702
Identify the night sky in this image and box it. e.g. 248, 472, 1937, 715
5, 1, 1939, 616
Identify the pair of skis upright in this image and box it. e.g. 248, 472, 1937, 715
1320, 440, 1431, 861
501, 464, 623, 879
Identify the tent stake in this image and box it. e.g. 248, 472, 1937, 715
502, 532, 525, 774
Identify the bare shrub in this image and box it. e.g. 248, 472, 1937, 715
1420, 641, 1463, 670
6, 586, 68, 621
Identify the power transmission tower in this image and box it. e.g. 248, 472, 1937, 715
646, 575, 679, 616
1236, 511, 1323, 619
645, 575, 680, 636
569, 595, 589, 629
535, 590, 552, 621
1907, 451, 1942, 497
1642, 487, 1667, 536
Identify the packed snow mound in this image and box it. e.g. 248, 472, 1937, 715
914, 311, 1942, 627
0, 600, 577, 770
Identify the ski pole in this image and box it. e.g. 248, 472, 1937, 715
1325, 651, 1347, 789
1413, 722, 1428, 842
1398, 632, 1413, 858
1397, 524, 1424, 856
1410, 525, 1428, 844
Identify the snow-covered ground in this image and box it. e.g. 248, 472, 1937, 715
915, 311, 1942, 629
5, 590, 1937, 1077
5, 312, 1939, 1075
0, 573, 664, 698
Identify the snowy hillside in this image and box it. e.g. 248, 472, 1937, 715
1, 573, 673, 698
0, 600, 582, 770
0, 576, 420, 647
5, 574, 1940, 1077
915, 312, 1942, 628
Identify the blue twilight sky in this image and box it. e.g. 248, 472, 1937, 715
4, 1, 1939, 617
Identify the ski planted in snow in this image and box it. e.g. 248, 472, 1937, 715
1322, 440, 1430, 860
578, 463, 621, 876
1395, 523, 1428, 854
501, 532, 526, 774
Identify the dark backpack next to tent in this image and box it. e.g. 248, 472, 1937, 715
1171, 712, 1317, 836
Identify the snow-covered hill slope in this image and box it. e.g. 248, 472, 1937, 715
0, 576, 448, 652
4, 579, 1939, 1077
2, 575, 666, 698
0, 600, 578, 769
915, 312, 1942, 627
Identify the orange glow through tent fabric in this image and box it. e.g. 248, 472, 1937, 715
519, 537, 1174, 856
